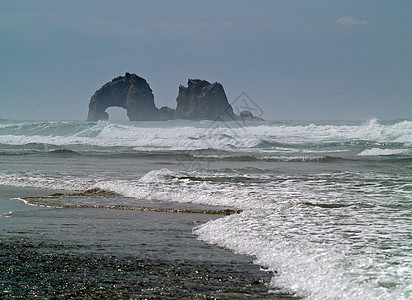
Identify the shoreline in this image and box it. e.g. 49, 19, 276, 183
0, 185, 293, 299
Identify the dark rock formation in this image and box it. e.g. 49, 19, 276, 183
87, 73, 263, 122
174, 79, 236, 121
240, 110, 264, 121
157, 106, 175, 121
87, 73, 159, 121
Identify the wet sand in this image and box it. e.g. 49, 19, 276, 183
0, 186, 294, 299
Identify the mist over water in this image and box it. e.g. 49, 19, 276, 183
1, 119, 411, 299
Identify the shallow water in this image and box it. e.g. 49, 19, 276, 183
0, 192, 281, 299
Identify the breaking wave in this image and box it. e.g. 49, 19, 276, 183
0, 119, 410, 152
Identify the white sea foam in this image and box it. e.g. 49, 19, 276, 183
0, 174, 89, 192
194, 209, 412, 299
358, 148, 410, 156
0, 119, 411, 151
0, 169, 263, 209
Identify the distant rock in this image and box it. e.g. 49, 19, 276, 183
87, 74, 263, 122
87, 73, 159, 121
157, 106, 175, 121
239, 110, 264, 121
174, 79, 236, 121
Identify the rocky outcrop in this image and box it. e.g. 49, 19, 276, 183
239, 110, 264, 121
87, 74, 263, 122
174, 79, 236, 121
87, 73, 159, 121
157, 106, 175, 121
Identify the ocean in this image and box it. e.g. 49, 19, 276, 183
0, 118, 411, 299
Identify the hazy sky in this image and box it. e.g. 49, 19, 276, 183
1, 0, 411, 121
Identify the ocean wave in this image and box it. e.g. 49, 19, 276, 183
3, 166, 411, 209
194, 196, 412, 299
0, 121, 96, 136
0, 139, 348, 162
190, 154, 335, 162
0, 143, 83, 157
0, 120, 411, 152
0, 168, 269, 209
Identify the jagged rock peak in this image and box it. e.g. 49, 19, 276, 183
174, 79, 236, 121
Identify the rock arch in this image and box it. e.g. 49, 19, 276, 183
87, 73, 159, 121
86, 73, 263, 122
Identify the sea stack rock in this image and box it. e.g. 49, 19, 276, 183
87, 73, 159, 121
157, 106, 175, 121
239, 110, 264, 121
174, 79, 236, 121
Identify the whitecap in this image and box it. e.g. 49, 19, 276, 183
358, 148, 409, 156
